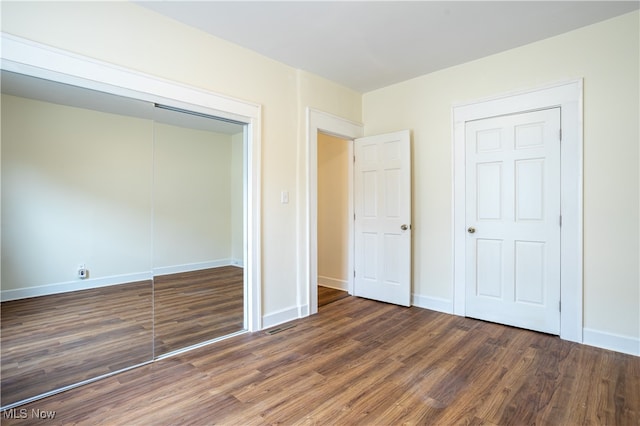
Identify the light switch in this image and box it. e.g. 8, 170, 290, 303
281, 191, 289, 204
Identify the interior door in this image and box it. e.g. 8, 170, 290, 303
465, 108, 561, 334
354, 130, 411, 306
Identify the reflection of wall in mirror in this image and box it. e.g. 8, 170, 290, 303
1, 94, 153, 298
152, 122, 241, 274
231, 132, 244, 267
1, 94, 243, 300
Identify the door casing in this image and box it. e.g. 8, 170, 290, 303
452, 80, 584, 343
305, 108, 363, 316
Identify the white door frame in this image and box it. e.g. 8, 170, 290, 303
306, 108, 363, 316
1, 33, 263, 332
452, 80, 583, 343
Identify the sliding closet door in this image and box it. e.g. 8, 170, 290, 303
152, 106, 246, 356
0, 72, 155, 407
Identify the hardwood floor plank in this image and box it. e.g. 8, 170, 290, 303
317, 286, 349, 307
154, 266, 244, 355
0, 280, 153, 406
2, 297, 638, 425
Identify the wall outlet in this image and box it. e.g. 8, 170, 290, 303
78, 264, 88, 279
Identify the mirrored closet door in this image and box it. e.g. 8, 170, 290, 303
151, 105, 246, 356
0, 71, 247, 408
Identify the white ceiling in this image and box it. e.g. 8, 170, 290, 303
138, 1, 639, 93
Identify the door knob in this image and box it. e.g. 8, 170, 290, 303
467, 227, 476, 234
401, 224, 409, 231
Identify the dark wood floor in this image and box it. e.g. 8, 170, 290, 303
1, 267, 244, 407
317, 285, 349, 307
0, 281, 153, 406
154, 266, 244, 355
3, 296, 638, 425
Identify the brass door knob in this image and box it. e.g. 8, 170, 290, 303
468, 227, 476, 234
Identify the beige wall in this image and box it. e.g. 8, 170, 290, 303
317, 133, 350, 288
1, 94, 243, 293
1, 1, 362, 316
153, 123, 236, 270
231, 132, 244, 266
363, 11, 640, 341
1, 94, 153, 290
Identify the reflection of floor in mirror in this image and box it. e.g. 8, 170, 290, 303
0, 281, 154, 406
318, 285, 349, 308
0, 266, 245, 407
153, 266, 245, 355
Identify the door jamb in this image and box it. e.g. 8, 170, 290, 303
306, 108, 363, 316
452, 80, 583, 343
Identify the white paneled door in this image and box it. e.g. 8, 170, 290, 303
354, 130, 411, 306
465, 108, 561, 334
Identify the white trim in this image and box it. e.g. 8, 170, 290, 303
411, 294, 454, 314
262, 305, 300, 329
1, 272, 153, 302
1, 33, 262, 332
318, 277, 349, 291
0, 33, 257, 121
305, 108, 364, 316
583, 328, 640, 357
452, 79, 583, 343
153, 259, 235, 276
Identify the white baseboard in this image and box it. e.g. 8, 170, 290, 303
583, 328, 639, 356
318, 276, 348, 291
411, 293, 454, 314
2, 260, 241, 302
262, 305, 300, 329
230, 258, 244, 268
153, 259, 232, 276
298, 304, 309, 318
1, 272, 153, 302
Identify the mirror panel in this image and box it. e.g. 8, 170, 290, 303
152, 107, 246, 355
1, 72, 155, 406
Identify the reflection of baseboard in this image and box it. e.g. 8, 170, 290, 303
318, 276, 348, 291
153, 259, 234, 276
1, 272, 153, 302
2, 260, 242, 302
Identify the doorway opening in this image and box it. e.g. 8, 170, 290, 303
306, 108, 363, 316
317, 132, 352, 308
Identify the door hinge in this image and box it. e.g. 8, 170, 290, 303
354, 270, 356, 278
559, 215, 562, 227
354, 213, 356, 221
559, 128, 562, 142
559, 301, 561, 312
353, 155, 356, 163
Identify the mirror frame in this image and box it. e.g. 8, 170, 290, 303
0, 32, 262, 333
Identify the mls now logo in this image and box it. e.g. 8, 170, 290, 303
3, 408, 56, 419
2, 408, 28, 419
